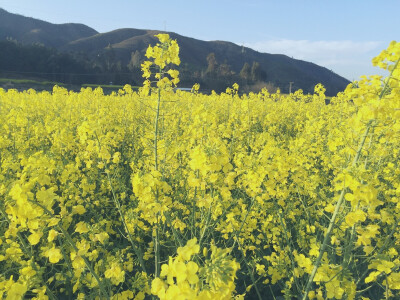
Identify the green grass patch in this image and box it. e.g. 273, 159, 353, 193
0, 78, 66, 86
81, 83, 140, 90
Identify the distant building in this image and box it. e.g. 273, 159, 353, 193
175, 87, 192, 92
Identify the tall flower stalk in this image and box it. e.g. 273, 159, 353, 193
140, 33, 180, 277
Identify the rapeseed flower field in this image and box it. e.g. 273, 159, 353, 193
1, 35, 400, 299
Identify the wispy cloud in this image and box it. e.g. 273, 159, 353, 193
244, 40, 385, 80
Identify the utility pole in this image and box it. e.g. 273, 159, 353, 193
289, 82, 294, 94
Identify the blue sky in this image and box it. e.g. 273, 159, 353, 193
1, 0, 399, 81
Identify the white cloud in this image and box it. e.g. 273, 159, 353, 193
244, 39, 386, 80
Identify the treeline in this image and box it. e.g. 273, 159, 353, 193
179, 52, 272, 93
0, 40, 274, 92
0, 40, 136, 85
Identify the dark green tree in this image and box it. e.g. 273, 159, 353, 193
239, 62, 251, 81
128, 50, 141, 71
206, 52, 218, 74
251, 61, 266, 82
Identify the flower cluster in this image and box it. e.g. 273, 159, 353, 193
151, 238, 242, 299
141, 34, 180, 92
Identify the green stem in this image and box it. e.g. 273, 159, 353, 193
59, 224, 108, 299
164, 211, 183, 247
378, 59, 400, 99
302, 123, 373, 299
154, 216, 160, 278
228, 197, 255, 248
96, 131, 148, 275
343, 126, 375, 269
302, 57, 400, 299
233, 229, 262, 300
0, 207, 57, 300
355, 216, 400, 287
154, 86, 161, 171
198, 203, 213, 249
106, 172, 147, 274
277, 210, 302, 294
153, 71, 162, 277
29, 201, 109, 299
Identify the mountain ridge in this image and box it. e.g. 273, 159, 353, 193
0, 8, 350, 95
0, 8, 98, 48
